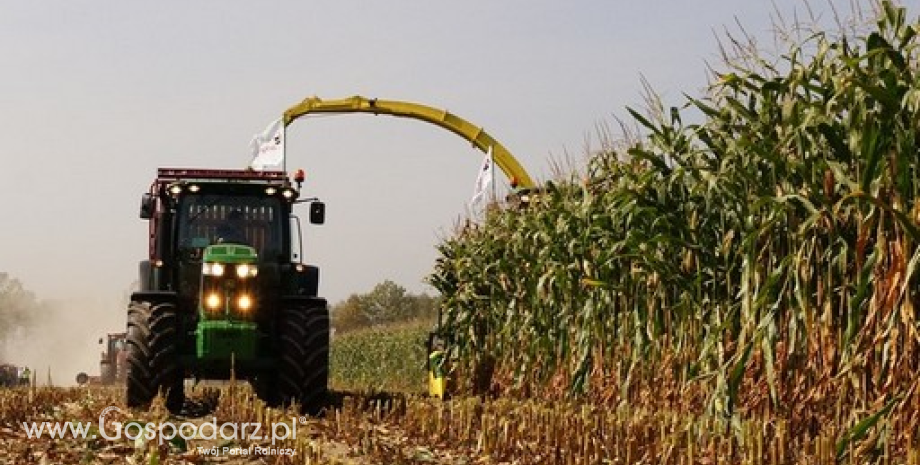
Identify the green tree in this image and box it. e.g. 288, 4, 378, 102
332, 280, 439, 333
331, 294, 370, 333
0, 273, 46, 359
0, 273, 37, 337
361, 280, 413, 324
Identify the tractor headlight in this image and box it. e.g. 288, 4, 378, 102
281, 188, 297, 200
237, 294, 253, 311
235, 263, 258, 279
205, 293, 222, 310
202, 262, 225, 277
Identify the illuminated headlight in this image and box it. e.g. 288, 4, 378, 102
168, 184, 183, 195
205, 293, 221, 310
202, 262, 225, 276
235, 263, 258, 278
237, 294, 253, 311
265, 187, 278, 195
282, 188, 296, 200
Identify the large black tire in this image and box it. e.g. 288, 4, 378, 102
126, 301, 182, 411
149, 303, 184, 414
254, 307, 306, 408
301, 304, 330, 416
126, 301, 156, 408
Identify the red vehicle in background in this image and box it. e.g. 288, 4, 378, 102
76, 333, 127, 386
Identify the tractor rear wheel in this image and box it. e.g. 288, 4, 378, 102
126, 300, 182, 411
301, 303, 329, 416
149, 303, 183, 414
254, 307, 306, 408
126, 301, 156, 408
278, 307, 308, 406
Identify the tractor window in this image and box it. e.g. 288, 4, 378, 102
108, 338, 125, 358
177, 195, 283, 260
290, 214, 303, 263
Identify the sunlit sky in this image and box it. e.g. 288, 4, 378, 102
1, 1, 912, 314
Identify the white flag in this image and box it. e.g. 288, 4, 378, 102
249, 118, 285, 170
470, 146, 494, 206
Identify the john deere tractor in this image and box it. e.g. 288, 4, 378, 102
127, 168, 328, 414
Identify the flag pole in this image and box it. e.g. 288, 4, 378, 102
282, 119, 287, 176
490, 145, 496, 203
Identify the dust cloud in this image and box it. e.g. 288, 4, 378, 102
1, 296, 125, 387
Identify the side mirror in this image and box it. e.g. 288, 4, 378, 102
139, 194, 155, 219
309, 201, 325, 225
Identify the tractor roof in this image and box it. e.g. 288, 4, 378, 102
150, 168, 292, 195
156, 168, 288, 184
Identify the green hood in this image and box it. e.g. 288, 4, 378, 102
202, 244, 257, 264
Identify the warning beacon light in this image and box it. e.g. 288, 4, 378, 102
294, 169, 305, 189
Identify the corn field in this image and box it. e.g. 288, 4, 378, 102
329, 321, 430, 394
429, 1, 920, 460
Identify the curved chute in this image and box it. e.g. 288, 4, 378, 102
283, 96, 536, 188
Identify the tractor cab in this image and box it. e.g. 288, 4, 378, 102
77, 332, 127, 386
99, 332, 127, 384
177, 194, 283, 261
138, 169, 325, 299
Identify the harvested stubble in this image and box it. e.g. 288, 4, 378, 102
336, 394, 920, 465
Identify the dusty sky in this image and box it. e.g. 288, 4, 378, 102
1, 1, 910, 317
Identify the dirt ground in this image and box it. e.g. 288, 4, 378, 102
0, 386, 469, 465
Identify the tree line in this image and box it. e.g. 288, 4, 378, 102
331, 280, 439, 333
0, 272, 48, 360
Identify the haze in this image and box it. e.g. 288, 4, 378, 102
0, 1, 908, 380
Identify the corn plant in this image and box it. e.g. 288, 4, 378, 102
429, 2, 920, 459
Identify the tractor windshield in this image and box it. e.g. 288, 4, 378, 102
177, 195, 284, 260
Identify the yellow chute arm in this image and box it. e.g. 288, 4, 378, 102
283, 96, 536, 188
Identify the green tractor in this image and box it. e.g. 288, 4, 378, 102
127, 168, 328, 414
